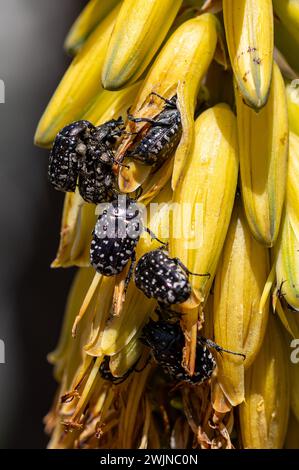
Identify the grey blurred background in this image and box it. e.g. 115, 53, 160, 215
0, 0, 85, 448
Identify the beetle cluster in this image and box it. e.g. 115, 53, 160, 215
100, 306, 245, 386
48, 118, 124, 204
142, 310, 245, 384
48, 93, 183, 283
48, 93, 216, 387
90, 197, 210, 301
48, 92, 181, 203
86, 99, 184, 285
90, 195, 167, 288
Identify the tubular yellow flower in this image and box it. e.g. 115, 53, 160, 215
235, 62, 288, 247
274, 295, 299, 339
273, 0, 299, 40
83, 81, 141, 126
274, 18, 299, 74
286, 131, 299, 233
48, 267, 95, 382
223, 0, 274, 109
213, 199, 269, 406
101, 0, 183, 90
170, 104, 239, 306
34, 5, 120, 147
116, 13, 220, 192
275, 132, 299, 310
275, 214, 299, 311
109, 336, 143, 378
286, 81, 299, 137
170, 103, 238, 373
239, 317, 290, 449
51, 192, 97, 268
64, 0, 121, 56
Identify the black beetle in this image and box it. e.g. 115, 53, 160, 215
90, 195, 164, 287
78, 116, 125, 204
140, 316, 245, 385
48, 117, 125, 203
126, 93, 182, 166
78, 160, 117, 204
134, 248, 210, 305
48, 120, 94, 192
140, 319, 216, 384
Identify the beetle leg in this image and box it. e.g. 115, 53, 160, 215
277, 279, 287, 299
124, 250, 136, 292
109, 155, 130, 169
127, 113, 170, 128
108, 129, 125, 138
149, 91, 177, 108
197, 337, 246, 360
173, 258, 211, 278
127, 114, 155, 124
151, 117, 173, 126
115, 161, 130, 169
144, 227, 168, 246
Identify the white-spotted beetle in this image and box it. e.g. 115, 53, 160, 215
48, 117, 125, 203
134, 248, 210, 305
140, 309, 245, 385
78, 117, 125, 204
126, 93, 182, 166
48, 120, 94, 192
90, 195, 165, 288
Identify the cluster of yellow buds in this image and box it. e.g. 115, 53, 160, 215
35, 0, 299, 449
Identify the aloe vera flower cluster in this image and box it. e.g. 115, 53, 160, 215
35, 0, 299, 449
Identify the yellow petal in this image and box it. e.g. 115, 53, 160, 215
235, 62, 288, 246
51, 191, 97, 268
101, 0, 183, 90
116, 13, 219, 191
239, 317, 290, 449
213, 199, 269, 406
34, 5, 120, 147
223, 0, 274, 109
286, 82, 299, 137
64, 0, 121, 56
170, 104, 239, 305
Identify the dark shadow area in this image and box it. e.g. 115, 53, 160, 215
0, 0, 85, 448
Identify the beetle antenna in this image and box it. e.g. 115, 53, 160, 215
149, 91, 177, 107
173, 257, 210, 278
144, 227, 167, 246
198, 337, 246, 360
